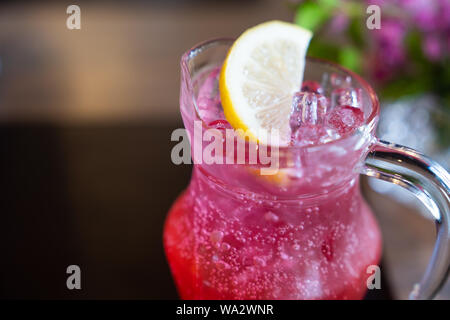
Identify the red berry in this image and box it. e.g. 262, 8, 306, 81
326, 105, 364, 135
208, 119, 232, 130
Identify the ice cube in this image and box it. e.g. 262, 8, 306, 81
321, 72, 329, 86
291, 125, 337, 147
325, 105, 364, 135
290, 92, 329, 133
290, 92, 319, 132
331, 88, 362, 109
289, 92, 333, 146
301, 80, 323, 94
330, 73, 352, 88
197, 68, 225, 123
317, 95, 329, 120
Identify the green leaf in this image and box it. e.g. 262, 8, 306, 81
294, 2, 331, 32
342, 1, 365, 18
380, 77, 430, 99
436, 58, 450, 99
307, 39, 340, 62
318, 0, 338, 9
433, 100, 450, 148
338, 46, 361, 73
406, 31, 426, 64
348, 17, 365, 48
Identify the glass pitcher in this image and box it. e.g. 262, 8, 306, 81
164, 39, 450, 300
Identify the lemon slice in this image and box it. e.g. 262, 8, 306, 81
220, 20, 312, 146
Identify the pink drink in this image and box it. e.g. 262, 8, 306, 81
164, 175, 381, 299
164, 43, 382, 299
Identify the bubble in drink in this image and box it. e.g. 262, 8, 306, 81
325, 105, 364, 135
264, 211, 279, 223
331, 88, 362, 109
210, 230, 224, 244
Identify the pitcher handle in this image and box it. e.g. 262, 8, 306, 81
361, 140, 450, 300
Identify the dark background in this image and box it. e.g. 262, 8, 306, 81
1, 124, 190, 299
0, 0, 444, 299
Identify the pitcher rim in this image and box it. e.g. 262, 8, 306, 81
180, 38, 380, 151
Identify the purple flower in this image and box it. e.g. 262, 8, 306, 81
374, 20, 406, 63
447, 34, 450, 53
400, 0, 439, 32
372, 19, 407, 80
361, 0, 450, 82
366, 0, 385, 6
439, 0, 450, 30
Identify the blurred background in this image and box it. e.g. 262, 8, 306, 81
0, 0, 448, 299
